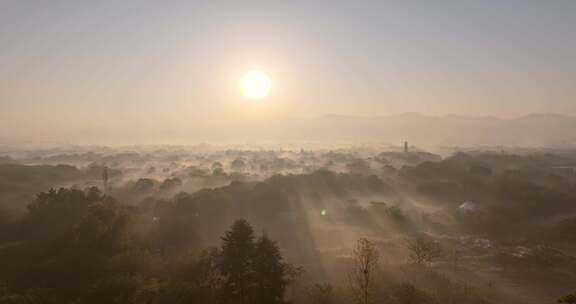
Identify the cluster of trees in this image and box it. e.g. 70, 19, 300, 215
0, 184, 466, 304
0, 187, 292, 303
400, 152, 576, 242
3, 152, 576, 303
0, 163, 83, 213
219, 219, 289, 304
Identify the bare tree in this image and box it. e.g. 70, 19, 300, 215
348, 238, 380, 304
405, 234, 443, 267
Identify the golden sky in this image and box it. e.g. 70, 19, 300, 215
1, 1, 575, 143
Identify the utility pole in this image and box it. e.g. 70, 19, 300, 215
103, 166, 109, 193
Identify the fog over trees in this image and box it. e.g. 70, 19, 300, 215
1, 145, 576, 303
2, 0, 576, 302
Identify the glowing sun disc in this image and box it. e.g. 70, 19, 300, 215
240, 70, 271, 99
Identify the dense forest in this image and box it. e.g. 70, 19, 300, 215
1, 147, 576, 303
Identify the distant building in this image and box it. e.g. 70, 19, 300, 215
404, 141, 409, 153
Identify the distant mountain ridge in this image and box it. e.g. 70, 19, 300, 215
271, 112, 576, 147
1, 112, 575, 147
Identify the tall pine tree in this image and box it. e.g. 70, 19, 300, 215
220, 219, 256, 304
254, 234, 288, 304
220, 220, 290, 304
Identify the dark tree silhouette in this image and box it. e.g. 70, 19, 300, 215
220, 219, 256, 304
25, 187, 105, 240
253, 234, 288, 304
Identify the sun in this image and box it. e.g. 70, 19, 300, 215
240, 70, 271, 99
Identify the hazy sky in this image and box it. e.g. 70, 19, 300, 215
1, 1, 575, 143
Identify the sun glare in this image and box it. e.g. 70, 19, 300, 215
240, 70, 271, 99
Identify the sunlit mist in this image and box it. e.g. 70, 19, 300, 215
240, 70, 271, 99
1, 3, 576, 303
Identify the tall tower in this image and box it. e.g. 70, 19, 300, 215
404, 141, 409, 153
